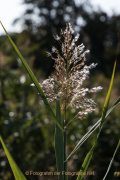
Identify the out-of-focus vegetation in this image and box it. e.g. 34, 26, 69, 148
0, 0, 120, 179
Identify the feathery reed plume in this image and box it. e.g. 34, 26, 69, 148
31, 23, 102, 120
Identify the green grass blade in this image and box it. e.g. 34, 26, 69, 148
76, 61, 116, 180
76, 148, 94, 180
103, 139, 120, 180
0, 21, 63, 131
55, 99, 64, 180
100, 61, 116, 128
0, 135, 27, 180
66, 96, 120, 161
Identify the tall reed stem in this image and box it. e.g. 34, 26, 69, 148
64, 89, 67, 180
63, 128, 66, 180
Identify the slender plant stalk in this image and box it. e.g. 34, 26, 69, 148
63, 53, 69, 180
64, 91, 68, 180
64, 129, 66, 179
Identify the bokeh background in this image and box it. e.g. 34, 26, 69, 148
0, 0, 120, 180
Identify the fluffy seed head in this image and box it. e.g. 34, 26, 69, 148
31, 23, 102, 120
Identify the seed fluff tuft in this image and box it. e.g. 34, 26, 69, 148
31, 23, 102, 120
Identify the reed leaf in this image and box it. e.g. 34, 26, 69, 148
76, 61, 116, 180
103, 139, 120, 180
100, 61, 116, 128
0, 21, 63, 131
0, 135, 27, 180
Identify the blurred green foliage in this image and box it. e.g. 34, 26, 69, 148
0, 0, 120, 179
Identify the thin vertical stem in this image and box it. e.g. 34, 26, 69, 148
63, 127, 66, 180
63, 48, 69, 180
63, 88, 68, 180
